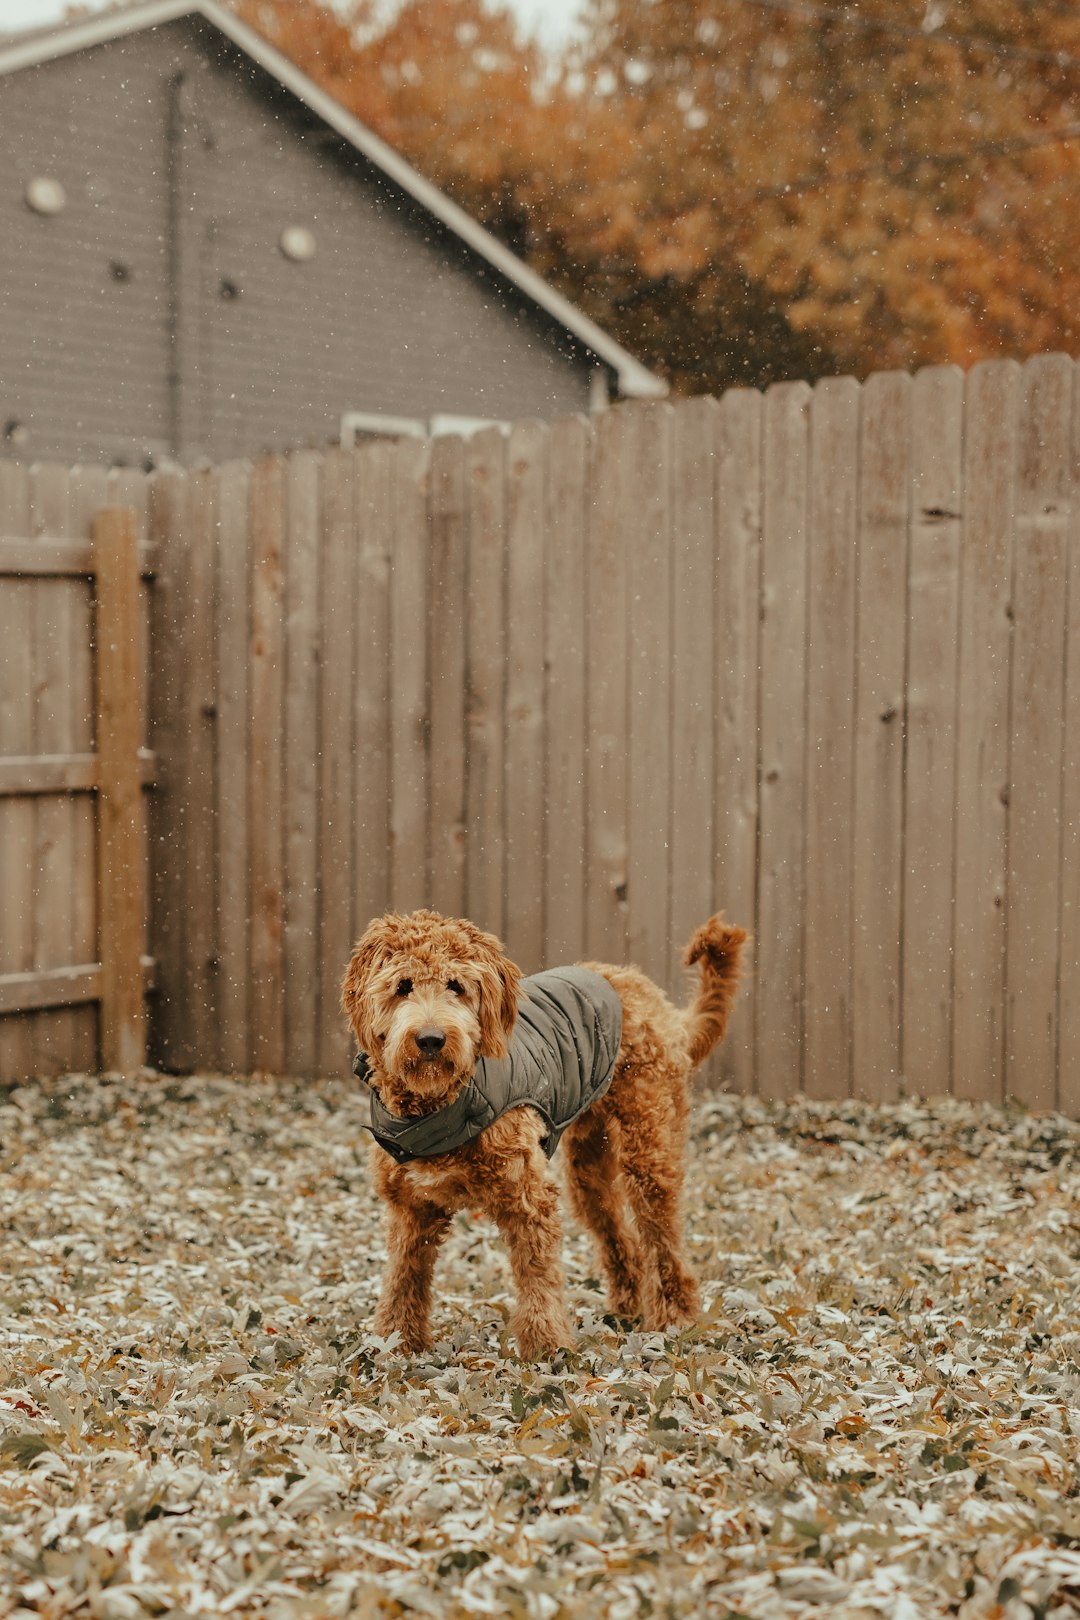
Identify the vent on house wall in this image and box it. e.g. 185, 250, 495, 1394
340, 411, 509, 446
280, 226, 316, 262
25, 177, 65, 215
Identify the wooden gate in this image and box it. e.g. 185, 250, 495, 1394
0, 474, 153, 1080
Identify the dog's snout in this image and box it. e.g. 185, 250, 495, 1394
414, 1027, 446, 1056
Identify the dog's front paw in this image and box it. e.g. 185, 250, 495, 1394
374, 1309, 432, 1357
395, 1330, 434, 1356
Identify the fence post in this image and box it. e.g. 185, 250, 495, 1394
94, 506, 146, 1072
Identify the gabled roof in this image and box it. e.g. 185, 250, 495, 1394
0, 0, 667, 400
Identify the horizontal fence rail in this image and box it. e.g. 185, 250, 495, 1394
1, 353, 1078, 1111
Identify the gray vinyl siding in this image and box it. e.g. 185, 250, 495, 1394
0, 17, 596, 467
0, 27, 175, 464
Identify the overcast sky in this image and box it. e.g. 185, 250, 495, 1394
2, 0, 586, 48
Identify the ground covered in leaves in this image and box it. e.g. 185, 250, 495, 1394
1, 1075, 1080, 1619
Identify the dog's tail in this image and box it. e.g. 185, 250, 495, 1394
682, 915, 748, 1070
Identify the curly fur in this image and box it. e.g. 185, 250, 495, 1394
341, 908, 747, 1359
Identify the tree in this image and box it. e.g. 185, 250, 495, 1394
234, 0, 1080, 391
568, 0, 1080, 380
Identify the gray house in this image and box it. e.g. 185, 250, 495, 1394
0, 0, 664, 467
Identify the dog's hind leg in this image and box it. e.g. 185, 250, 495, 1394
373, 1187, 452, 1354
618, 1114, 700, 1332
562, 1111, 646, 1321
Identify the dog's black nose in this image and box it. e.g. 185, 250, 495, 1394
415, 1027, 446, 1056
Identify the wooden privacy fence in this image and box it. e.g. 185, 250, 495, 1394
0, 477, 153, 1080
0, 352, 1078, 1110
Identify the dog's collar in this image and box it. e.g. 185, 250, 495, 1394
351, 1051, 494, 1164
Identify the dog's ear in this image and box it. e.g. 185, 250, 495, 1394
463, 922, 522, 1060
341, 915, 394, 1043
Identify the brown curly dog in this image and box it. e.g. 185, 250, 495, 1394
341, 910, 746, 1359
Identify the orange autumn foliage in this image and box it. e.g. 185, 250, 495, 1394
234, 0, 1080, 392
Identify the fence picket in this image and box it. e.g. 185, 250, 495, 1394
804, 376, 860, 1101
283, 452, 321, 1075
713, 389, 763, 1093
185, 468, 218, 1069
0, 462, 34, 1080
73, 469, 111, 1047
146, 468, 191, 1069
94, 507, 146, 1073
1060, 365, 1080, 1118
317, 448, 359, 1076
903, 366, 963, 1099
249, 456, 287, 1074
504, 422, 548, 972
107, 468, 151, 750
1005, 354, 1072, 1110
954, 362, 1019, 1104
351, 444, 392, 946
852, 373, 911, 1103
428, 435, 468, 919
757, 382, 811, 1099
586, 407, 630, 964
30, 465, 95, 1075
544, 416, 588, 967
216, 459, 252, 1073
627, 404, 673, 988
669, 398, 716, 991
390, 437, 430, 910
465, 428, 507, 938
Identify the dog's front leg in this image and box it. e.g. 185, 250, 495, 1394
373, 1174, 452, 1354
489, 1151, 574, 1360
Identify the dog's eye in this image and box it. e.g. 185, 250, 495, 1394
447, 979, 466, 997
395, 978, 413, 998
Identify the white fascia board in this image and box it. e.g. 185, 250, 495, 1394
0, 0, 195, 72
0, 0, 668, 400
